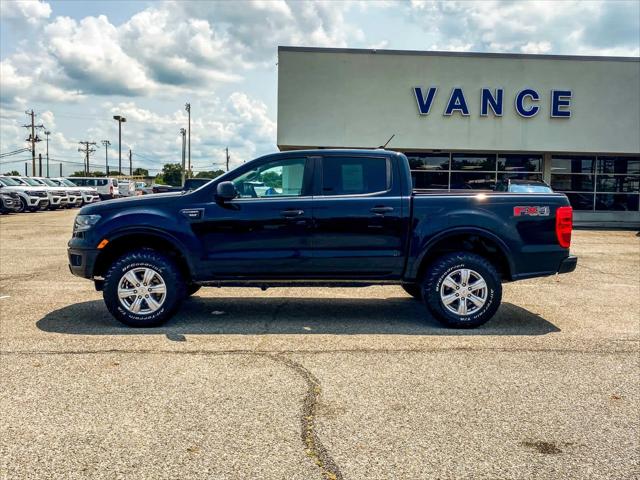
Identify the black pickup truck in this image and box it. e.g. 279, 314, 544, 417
68, 149, 576, 328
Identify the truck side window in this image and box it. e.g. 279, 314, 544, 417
322, 157, 389, 195
232, 158, 307, 198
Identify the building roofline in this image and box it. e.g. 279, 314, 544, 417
278, 46, 640, 63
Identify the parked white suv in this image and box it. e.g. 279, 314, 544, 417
66, 177, 120, 200
0, 176, 50, 212
10, 176, 70, 210
117, 180, 136, 197
52, 178, 100, 205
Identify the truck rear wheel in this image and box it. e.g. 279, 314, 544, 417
401, 284, 422, 300
422, 252, 502, 329
103, 249, 186, 327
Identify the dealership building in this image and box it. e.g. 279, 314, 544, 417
277, 46, 640, 227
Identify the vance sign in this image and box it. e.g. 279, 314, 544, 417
413, 87, 572, 118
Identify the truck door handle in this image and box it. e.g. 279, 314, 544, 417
370, 206, 394, 214
280, 209, 304, 218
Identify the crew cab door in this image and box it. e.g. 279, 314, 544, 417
193, 156, 314, 277
311, 155, 407, 277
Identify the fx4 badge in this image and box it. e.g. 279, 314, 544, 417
514, 206, 550, 217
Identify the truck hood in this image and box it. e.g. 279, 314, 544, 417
79, 191, 186, 214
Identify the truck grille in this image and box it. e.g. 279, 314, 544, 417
32, 191, 47, 197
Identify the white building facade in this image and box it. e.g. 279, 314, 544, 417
277, 47, 640, 227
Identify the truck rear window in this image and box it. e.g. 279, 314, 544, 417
322, 157, 388, 195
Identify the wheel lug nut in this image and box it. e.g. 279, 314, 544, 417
138, 296, 142, 299
145, 294, 149, 298
136, 284, 140, 287
133, 290, 137, 293
455, 293, 459, 297
456, 287, 459, 290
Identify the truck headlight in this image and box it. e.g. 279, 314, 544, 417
74, 214, 101, 232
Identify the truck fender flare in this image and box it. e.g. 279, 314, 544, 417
411, 227, 514, 280
102, 226, 196, 274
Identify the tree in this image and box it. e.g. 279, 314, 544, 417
195, 169, 225, 179
70, 171, 108, 177
3, 170, 19, 176
160, 163, 183, 186
132, 168, 149, 177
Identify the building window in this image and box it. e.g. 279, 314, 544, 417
551, 155, 640, 211
408, 152, 542, 191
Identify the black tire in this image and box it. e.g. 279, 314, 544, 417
185, 284, 201, 297
103, 249, 186, 327
402, 284, 422, 300
16, 197, 27, 213
422, 252, 502, 329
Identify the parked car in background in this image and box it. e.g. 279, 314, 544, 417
118, 180, 136, 197
32, 177, 84, 208
0, 190, 21, 214
494, 179, 554, 193
0, 176, 49, 212
9, 176, 70, 210
51, 178, 100, 205
135, 182, 151, 195
67, 177, 120, 200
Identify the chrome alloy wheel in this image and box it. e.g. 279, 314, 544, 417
117, 267, 167, 315
440, 268, 488, 316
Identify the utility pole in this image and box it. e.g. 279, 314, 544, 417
113, 115, 126, 174
185, 103, 191, 179
23, 110, 44, 176
44, 131, 51, 177
129, 149, 132, 176
78, 141, 97, 175
180, 128, 186, 186
59, 164, 62, 177
101, 140, 111, 175
225, 147, 230, 172
38, 153, 42, 176
24, 163, 28, 176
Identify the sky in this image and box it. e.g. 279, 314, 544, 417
1, 0, 639, 176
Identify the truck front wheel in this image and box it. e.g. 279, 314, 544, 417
103, 249, 186, 327
422, 252, 502, 329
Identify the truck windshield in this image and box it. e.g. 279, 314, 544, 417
20, 178, 42, 186
62, 179, 78, 187
0, 177, 21, 186
40, 178, 59, 187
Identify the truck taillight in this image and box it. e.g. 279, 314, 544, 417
555, 206, 573, 248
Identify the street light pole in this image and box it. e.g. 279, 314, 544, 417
44, 130, 51, 177
113, 115, 126, 174
180, 128, 186, 186
101, 140, 111, 175
185, 103, 191, 179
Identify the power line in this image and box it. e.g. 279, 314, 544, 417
78, 141, 97, 175
0, 147, 31, 158
22, 110, 45, 175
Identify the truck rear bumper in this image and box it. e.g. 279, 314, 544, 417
557, 255, 577, 274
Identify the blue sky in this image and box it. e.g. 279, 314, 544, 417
1, 0, 638, 176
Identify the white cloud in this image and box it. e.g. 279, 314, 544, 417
405, 0, 640, 56
0, 0, 51, 26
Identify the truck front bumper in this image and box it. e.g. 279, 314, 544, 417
557, 255, 578, 274
68, 247, 99, 279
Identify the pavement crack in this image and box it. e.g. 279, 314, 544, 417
264, 353, 343, 480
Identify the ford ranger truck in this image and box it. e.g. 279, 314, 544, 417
68, 150, 577, 328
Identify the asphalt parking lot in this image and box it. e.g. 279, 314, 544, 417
0, 208, 638, 479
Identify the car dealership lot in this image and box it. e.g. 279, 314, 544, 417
0, 209, 638, 479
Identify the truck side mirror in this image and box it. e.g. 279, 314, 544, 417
216, 181, 237, 201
